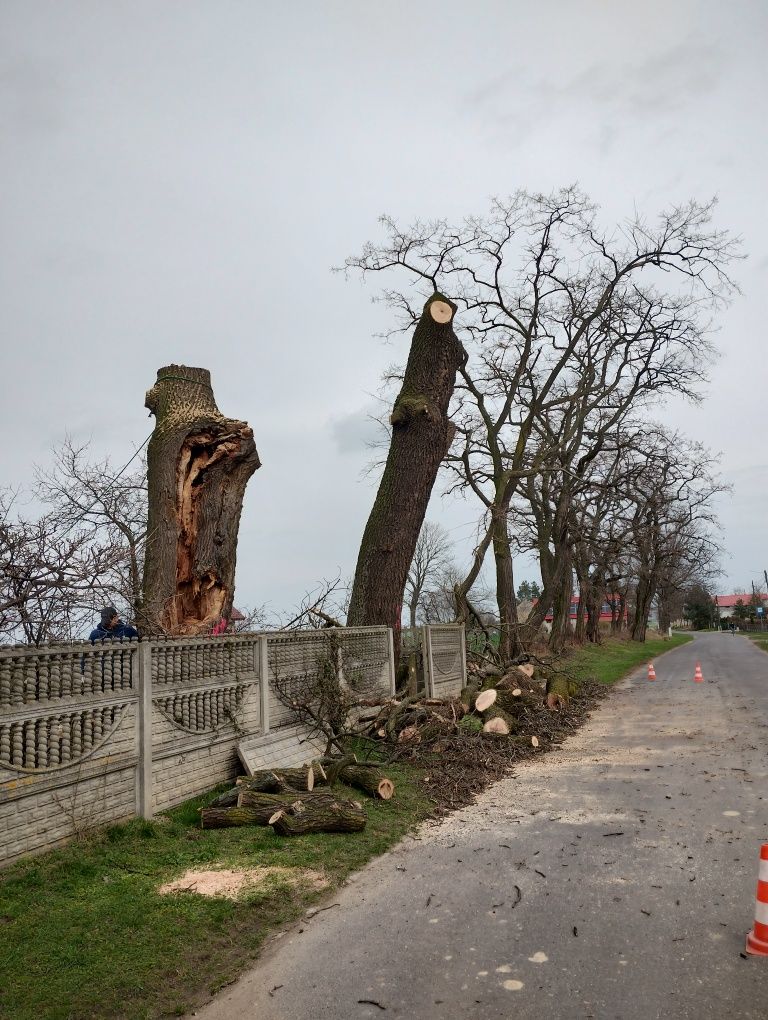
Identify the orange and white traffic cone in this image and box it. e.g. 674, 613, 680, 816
693, 662, 704, 683
745, 844, 768, 956
647, 662, 656, 681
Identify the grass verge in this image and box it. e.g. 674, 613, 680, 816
0, 636, 691, 1019
0, 765, 432, 1020
559, 632, 694, 686
748, 633, 768, 653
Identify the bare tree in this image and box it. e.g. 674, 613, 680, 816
0, 490, 122, 643
403, 520, 454, 629
622, 431, 724, 641
343, 189, 739, 662
35, 437, 147, 618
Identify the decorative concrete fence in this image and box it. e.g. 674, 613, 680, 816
0, 624, 465, 866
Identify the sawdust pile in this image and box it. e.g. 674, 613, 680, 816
158, 866, 328, 900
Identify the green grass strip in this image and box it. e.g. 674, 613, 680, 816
561, 633, 694, 686
0, 766, 431, 1020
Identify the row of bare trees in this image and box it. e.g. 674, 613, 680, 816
343, 187, 737, 660
2, 188, 736, 654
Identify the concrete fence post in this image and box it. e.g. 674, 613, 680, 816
136, 640, 154, 819
459, 624, 467, 687
386, 627, 397, 696
422, 626, 435, 697
258, 635, 270, 735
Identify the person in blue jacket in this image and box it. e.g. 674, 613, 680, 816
89, 606, 139, 642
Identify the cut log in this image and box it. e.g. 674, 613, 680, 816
270, 798, 367, 836
142, 365, 261, 634
317, 758, 395, 800
481, 705, 517, 733
337, 765, 394, 800
475, 689, 497, 713
482, 717, 510, 736
207, 787, 240, 808
237, 788, 340, 820
200, 806, 266, 829
492, 688, 526, 715
459, 678, 482, 713
544, 673, 576, 706
519, 664, 534, 678
236, 765, 315, 793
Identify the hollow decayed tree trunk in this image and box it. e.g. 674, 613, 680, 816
347, 295, 464, 641
141, 365, 261, 634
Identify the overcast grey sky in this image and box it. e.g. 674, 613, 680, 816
1, 0, 766, 616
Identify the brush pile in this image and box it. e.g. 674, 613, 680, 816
361, 662, 575, 747
360, 662, 605, 812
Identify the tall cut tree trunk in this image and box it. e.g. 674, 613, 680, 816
141, 365, 261, 635
347, 295, 464, 642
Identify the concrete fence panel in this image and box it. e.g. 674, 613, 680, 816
0, 623, 463, 866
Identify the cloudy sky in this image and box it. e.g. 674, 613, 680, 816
1, 0, 766, 618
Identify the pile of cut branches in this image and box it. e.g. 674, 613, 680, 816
199, 756, 396, 836
361, 662, 605, 813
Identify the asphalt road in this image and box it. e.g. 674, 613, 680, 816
193, 633, 768, 1020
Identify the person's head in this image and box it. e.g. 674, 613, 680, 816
100, 606, 119, 630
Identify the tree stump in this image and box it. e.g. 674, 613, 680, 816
142, 365, 261, 634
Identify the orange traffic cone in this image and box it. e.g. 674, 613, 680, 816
746, 844, 768, 956
647, 662, 656, 681
693, 662, 704, 683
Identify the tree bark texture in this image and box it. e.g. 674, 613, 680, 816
631, 576, 656, 642
237, 766, 317, 793
492, 509, 521, 663
347, 296, 464, 642
142, 365, 261, 634
336, 764, 394, 799
270, 797, 367, 835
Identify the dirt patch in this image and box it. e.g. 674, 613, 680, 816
158, 866, 329, 900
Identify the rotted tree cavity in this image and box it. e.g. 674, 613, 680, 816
347, 294, 464, 641
141, 365, 260, 635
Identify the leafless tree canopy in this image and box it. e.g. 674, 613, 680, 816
344, 188, 739, 655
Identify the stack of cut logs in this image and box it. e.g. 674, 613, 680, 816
200, 757, 395, 836
361, 662, 571, 746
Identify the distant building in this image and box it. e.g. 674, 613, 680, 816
715, 593, 768, 619
535, 595, 628, 624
